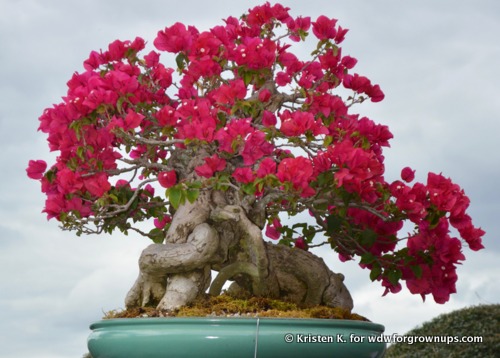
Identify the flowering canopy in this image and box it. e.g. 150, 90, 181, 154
27, 2, 484, 304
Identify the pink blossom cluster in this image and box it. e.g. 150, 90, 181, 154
27, 2, 484, 303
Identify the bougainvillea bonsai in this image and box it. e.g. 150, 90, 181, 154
27, 2, 484, 313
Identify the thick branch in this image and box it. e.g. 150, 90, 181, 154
139, 223, 219, 276
209, 262, 259, 296
118, 131, 185, 147
210, 205, 277, 296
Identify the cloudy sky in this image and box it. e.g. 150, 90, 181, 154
1, 0, 499, 356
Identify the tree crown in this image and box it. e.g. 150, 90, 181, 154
27, 2, 484, 304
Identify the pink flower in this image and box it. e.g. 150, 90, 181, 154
401, 167, 415, 182
154, 215, 172, 229
66, 196, 92, 218
458, 225, 485, 251
279, 51, 301, 71
155, 105, 178, 127
124, 110, 144, 130
191, 31, 222, 58
144, 51, 160, 67
233, 167, 255, 184
210, 79, 247, 106
279, 110, 328, 137
214, 118, 253, 153
84, 173, 111, 197
366, 84, 385, 102
381, 278, 402, 297
241, 131, 274, 165
257, 158, 277, 178
277, 156, 315, 197
129, 145, 146, 159
286, 16, 311, 41
107, 70, 139, 94
57, 168, 83, 194
308, 93, 347, 118
341, 56, 357, 69
144, 184, 155, 196
152, 64, 174, 88
246, 2, 291, 27
107, 39, 128, 60
258, 89, 272, 102
294, 237, 307, 250
262, 110, 277, 127
275, 72, 291, 86
108, 110, 144, 131
84, 50, 105, 70
115, 179, 130, 188
334, 26, 349, 44
26, 160, 47, 180
312, 15, 337, 40
233, 38, 277, 70
43, 193, 66, 220
343, 73, 371, 93
265, 218, 282, 240
158, 170, 177, 188
154, 22, 195, 53
195, 155, 226, 178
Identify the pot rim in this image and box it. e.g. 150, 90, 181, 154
90, 317, 385, 333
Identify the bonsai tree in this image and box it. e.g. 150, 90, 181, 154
27, 2, 484, 313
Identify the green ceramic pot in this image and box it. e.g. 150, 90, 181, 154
88, 317, 386, 357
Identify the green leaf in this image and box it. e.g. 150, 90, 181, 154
387, 268, 402, 286
323, 135, 333, 147
243, 71, 253, 86
148, 228, 165, 244
326, 215, 343, 234
315, 171, 333, 187
303, 225, 316, 241
109, 194, 119, 203
360, 229, 378, 248
360, 252, 376, 265
76, 146, 85, 160
116, 96, 126, 114
129, 197, 139, 211
167, 186, 184, 209
370, 263, 382, 281
191, 181, 202, 188
217, 111, 227, 126
427, 209, 445, 229
185, 188, 199, 204
45, 170, 56, 183
59, 211, 68, 222
242, 183, 256, 195
298, 29, 308, 41
410, 265, 423, 279
313, 201, 328, 212
175, 53, 188, 71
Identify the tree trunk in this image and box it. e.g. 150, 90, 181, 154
125, 190, 354, 311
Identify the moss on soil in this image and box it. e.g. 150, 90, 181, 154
104, 293, 369, 321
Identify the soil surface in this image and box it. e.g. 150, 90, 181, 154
105, 294, 369, 321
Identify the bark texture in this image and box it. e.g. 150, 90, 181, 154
125, 190, 353, 311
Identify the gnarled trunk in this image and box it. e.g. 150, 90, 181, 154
125, 190, 353, 312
